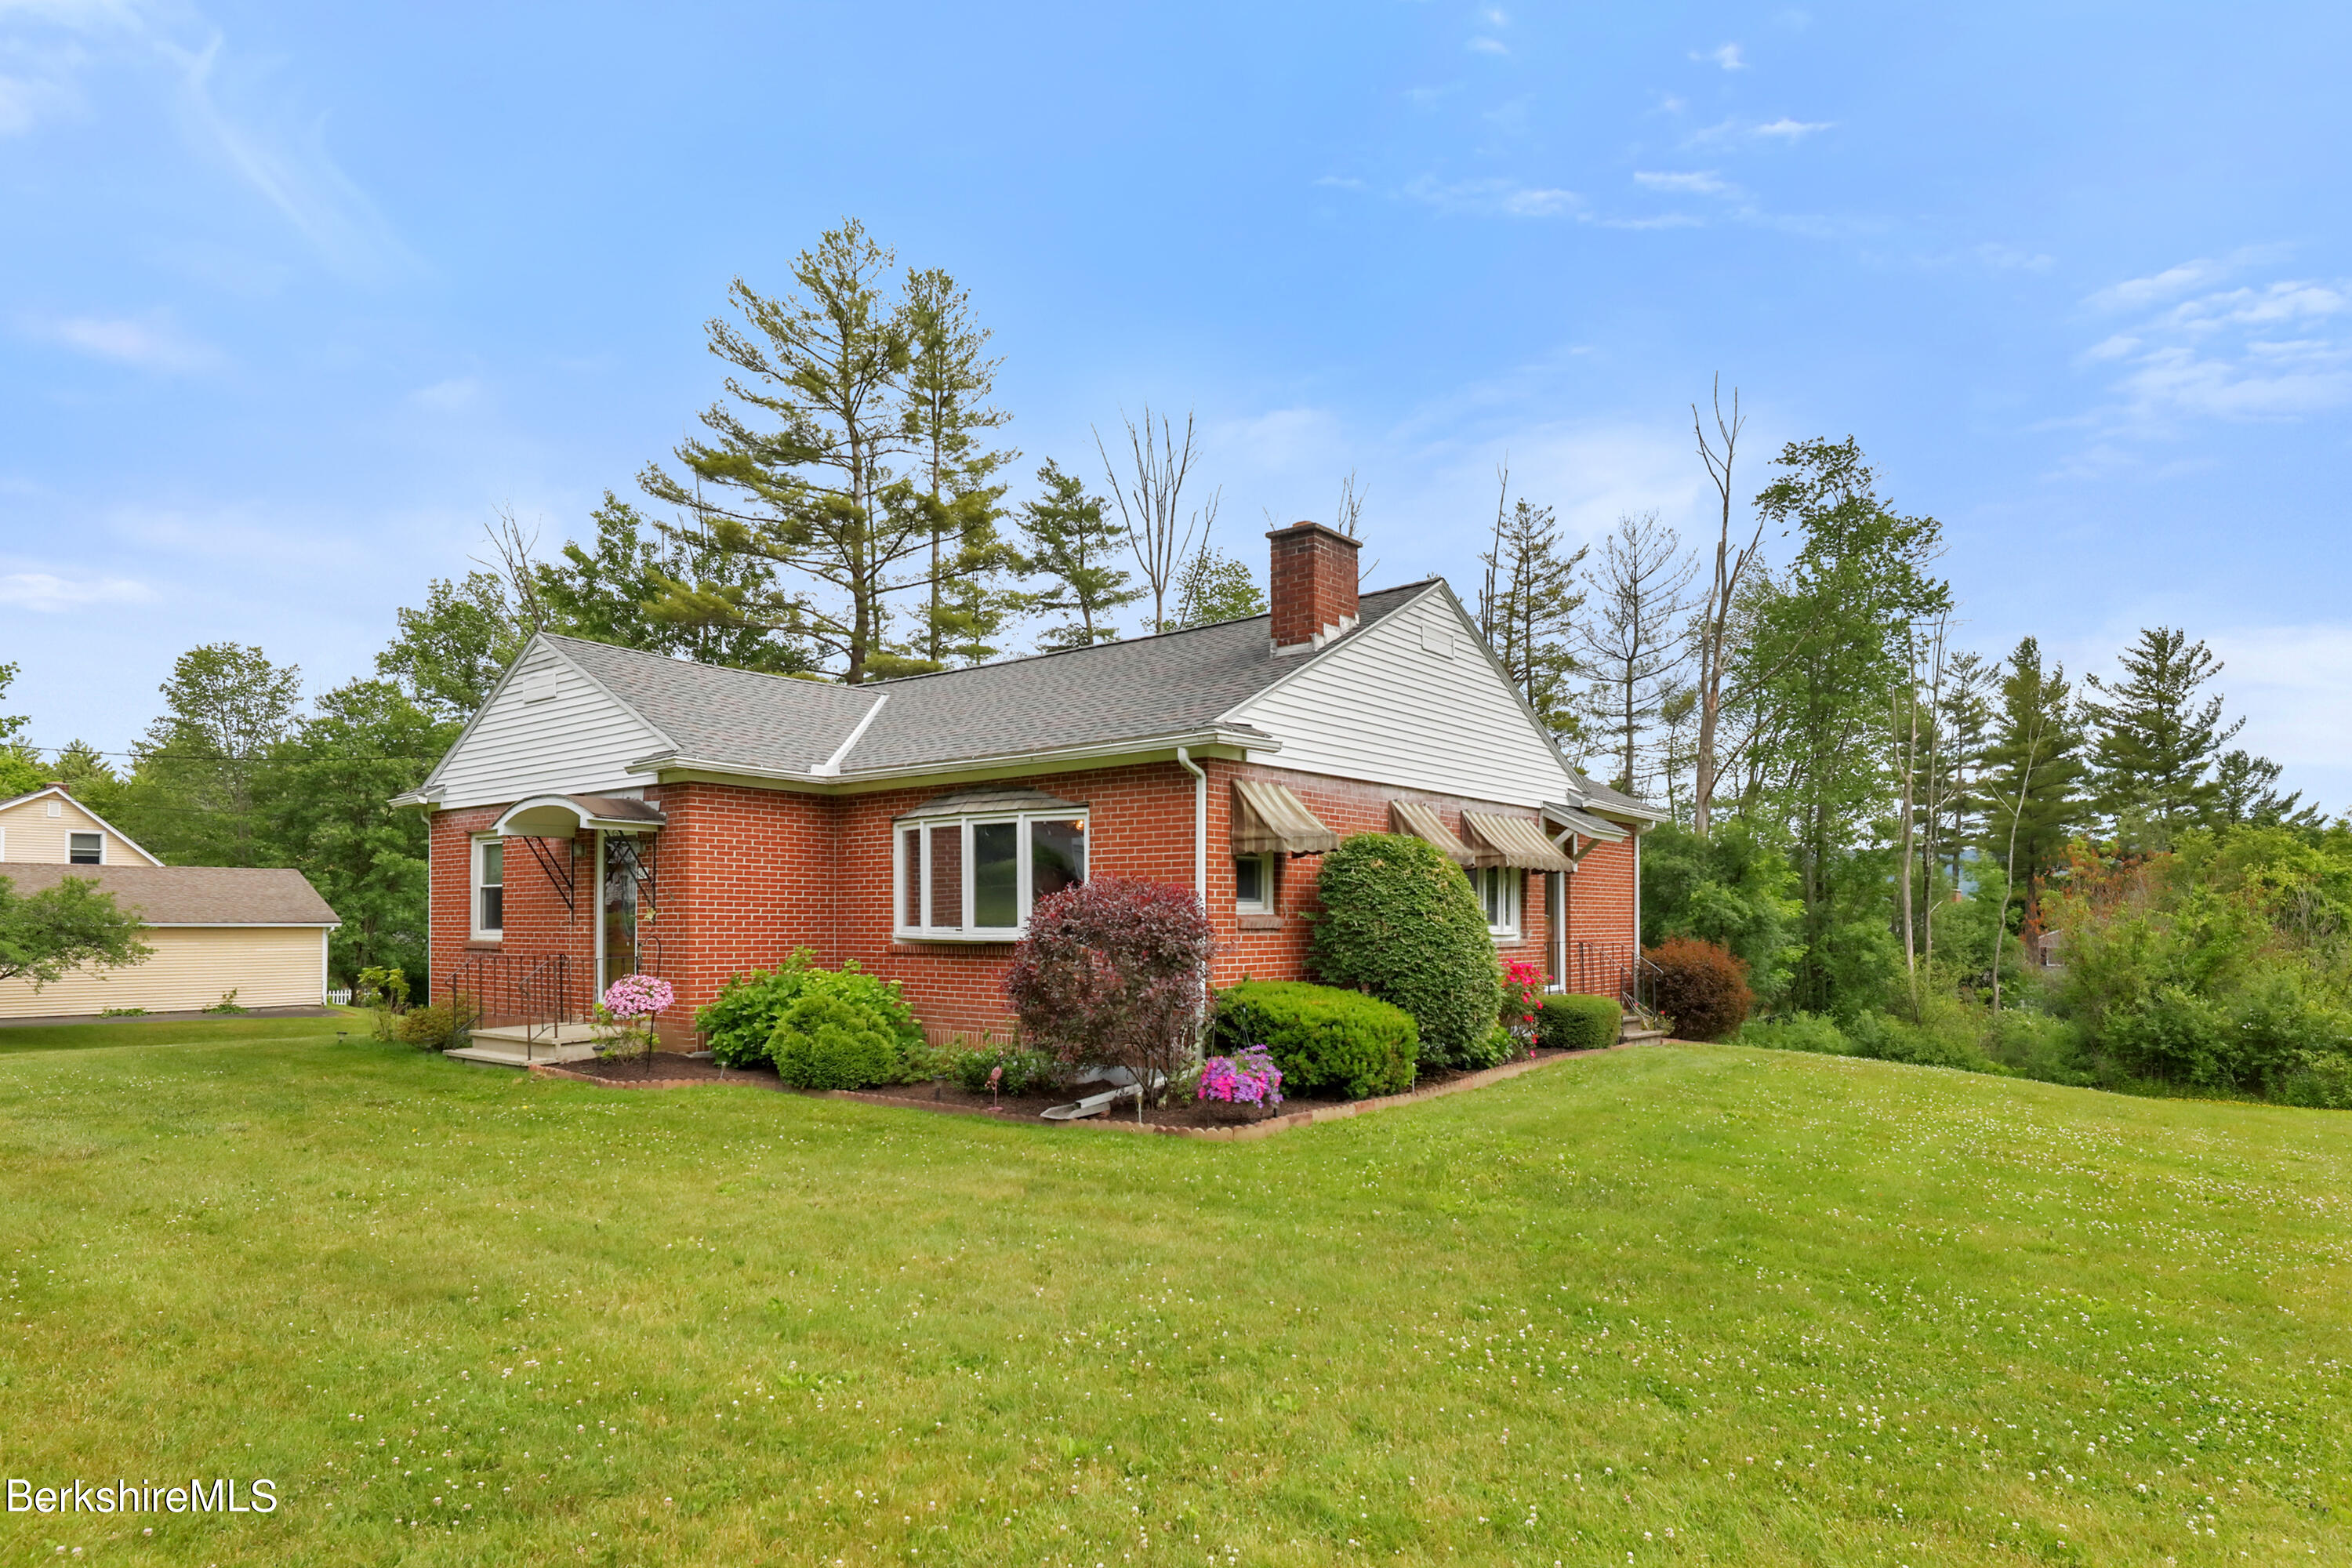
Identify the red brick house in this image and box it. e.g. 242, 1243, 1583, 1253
394, 524, 1660, 1055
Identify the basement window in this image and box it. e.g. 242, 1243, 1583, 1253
1233, 854, 1274, 914
895, 808, 1087, 941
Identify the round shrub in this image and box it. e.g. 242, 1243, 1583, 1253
1536, 993, 1621, 1052
1645, 936, 1754, 1041
1454, 1022, 1518, 1072
1308, 833, 1501, 1069
396, 1003, 462, 1051
696, 948, 819, 1067
1214, 980, 1419, 1099
953, 1044, 1057, 1097
767, 965, 927, 1090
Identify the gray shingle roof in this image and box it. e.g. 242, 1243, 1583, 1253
545, 582, 1432, 780
0, 864, 339, 925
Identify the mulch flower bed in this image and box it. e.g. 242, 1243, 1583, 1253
528, 1041, 1637, 1138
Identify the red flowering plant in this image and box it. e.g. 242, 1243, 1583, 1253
1503, 959, 1544, 1058
1004, 877, 1217, 1120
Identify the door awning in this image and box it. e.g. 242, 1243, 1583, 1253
492, 793, 666, 838
1389, 800, 1476, 865
1232, 780, 1340, 855
1462, 810, 1576, 872
1541, 801, 1628, 844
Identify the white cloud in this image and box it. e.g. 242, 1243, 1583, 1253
0, 570, 157, 612
1693, 42, 1746, 70
1632, 169, 1734, 198
22, 310, 221, 372
409, 376, 481, 413
1403, 82, 1460, 107
1401, 174, 1581, 218
1467, 35, 1506, 55
2075, 261, 2352, 430
1750, 116, 1831, 140
1975, 241, 2054, 273
1479, 5, 1508, 24
2202, 624, 2352, 779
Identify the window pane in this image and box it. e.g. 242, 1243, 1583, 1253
1033, 818, 1087, 906
927, 825, 963, 929
481, 886, 504, 931
480, 842, 503, 886
67, 833, 101, 866
901, 827, 923, 927
973, 821, 1018, 927
1233, 855, 1261, 905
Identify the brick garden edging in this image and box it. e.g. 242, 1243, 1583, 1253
525, 1040, 1643, 1137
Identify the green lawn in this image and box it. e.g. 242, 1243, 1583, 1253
0, 1011, 365, 1056
2, 1030, 2347, 1566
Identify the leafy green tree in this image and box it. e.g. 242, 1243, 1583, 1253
256, 679, 456, 988
539, 495, 815, 673
0, 663, 38, 797
376, 571, 528, 722
1734, 437, 1949, 1014
2085, 626, 2242, 851
1171, 546, 1265, 628
643, 220, 949, 684
0, 873, 151, 988
1638, 820, 1800, 1003
119, 644, 305, 866
1008, 459, 1142, 649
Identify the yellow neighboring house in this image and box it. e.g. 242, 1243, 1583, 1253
0, 784, 340, 1019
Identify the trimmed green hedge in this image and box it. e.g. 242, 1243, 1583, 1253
1308, 833, 1501, 1069
1214, 980, 1420, 1099
1536, 993, 1621, 1052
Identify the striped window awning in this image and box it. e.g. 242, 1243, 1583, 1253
1542, 801, 1628, 844
1462, 811, 1576, 872
1389, 800, 1476, 865
1231, 780, 1341, 855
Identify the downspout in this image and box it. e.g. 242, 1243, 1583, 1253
1174, 746, 1207, 899
1175, 746, 1210, 1070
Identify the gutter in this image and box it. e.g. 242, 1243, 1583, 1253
1174, 746, 1207, 899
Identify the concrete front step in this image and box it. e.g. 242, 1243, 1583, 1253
1618, 1029, 1667, 1044
447, 1021, 602, 1068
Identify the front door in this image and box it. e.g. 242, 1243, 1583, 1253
600, 833, 641, 994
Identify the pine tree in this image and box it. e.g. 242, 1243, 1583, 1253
1981, 637, 2088, 999
1008, 460, 1142, 649
542, 495, 814, 673
900, 267, 1018, 666
1476, 491, 1585, 739
2084, 626, 2243, 851
1574, 511, 1693, 793
2209, 749, 2325, 830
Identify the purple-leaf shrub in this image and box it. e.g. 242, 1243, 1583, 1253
1004, 877, 1216, 1102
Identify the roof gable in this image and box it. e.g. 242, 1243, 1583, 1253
0, 786, 164, 865
0, 863, 338, 924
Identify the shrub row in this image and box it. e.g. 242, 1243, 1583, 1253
695, 952, 930, 1089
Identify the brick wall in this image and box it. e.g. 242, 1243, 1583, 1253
427, 759, 1628, 1048
1559, 833, 1639, 997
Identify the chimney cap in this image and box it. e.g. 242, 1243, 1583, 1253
1264, 520, 1362, 550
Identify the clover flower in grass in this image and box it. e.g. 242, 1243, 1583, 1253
603, 974, 674, 1020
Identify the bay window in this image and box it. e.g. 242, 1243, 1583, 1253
895, 807, 1087, 939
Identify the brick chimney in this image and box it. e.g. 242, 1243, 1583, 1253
1265, 521, 1362, 656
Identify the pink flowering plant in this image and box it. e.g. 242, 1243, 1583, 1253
594, 973, 674, 1070
1196, 1044, 1283, 1112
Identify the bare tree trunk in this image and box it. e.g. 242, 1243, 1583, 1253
1690, 379, 1759, 837
1893, 650, 1918, 1014
1991, 713, 2049, 1014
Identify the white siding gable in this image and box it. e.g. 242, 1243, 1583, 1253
424, 640, 673, 811
1226, 586, 1571, 807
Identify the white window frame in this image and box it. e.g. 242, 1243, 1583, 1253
471, 835, 505, 940
1469, 864, 1521, 940
1233, 853, 1274, 914
893, 811, 1088, 942
67, 830, 104, 866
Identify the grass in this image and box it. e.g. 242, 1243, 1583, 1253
0, 1011, 367, 1057
2, 1029, 2348, 1566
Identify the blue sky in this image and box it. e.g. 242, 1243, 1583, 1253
5, 2, 2349, 804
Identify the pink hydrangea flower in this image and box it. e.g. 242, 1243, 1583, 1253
602, 974, 674, 1021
